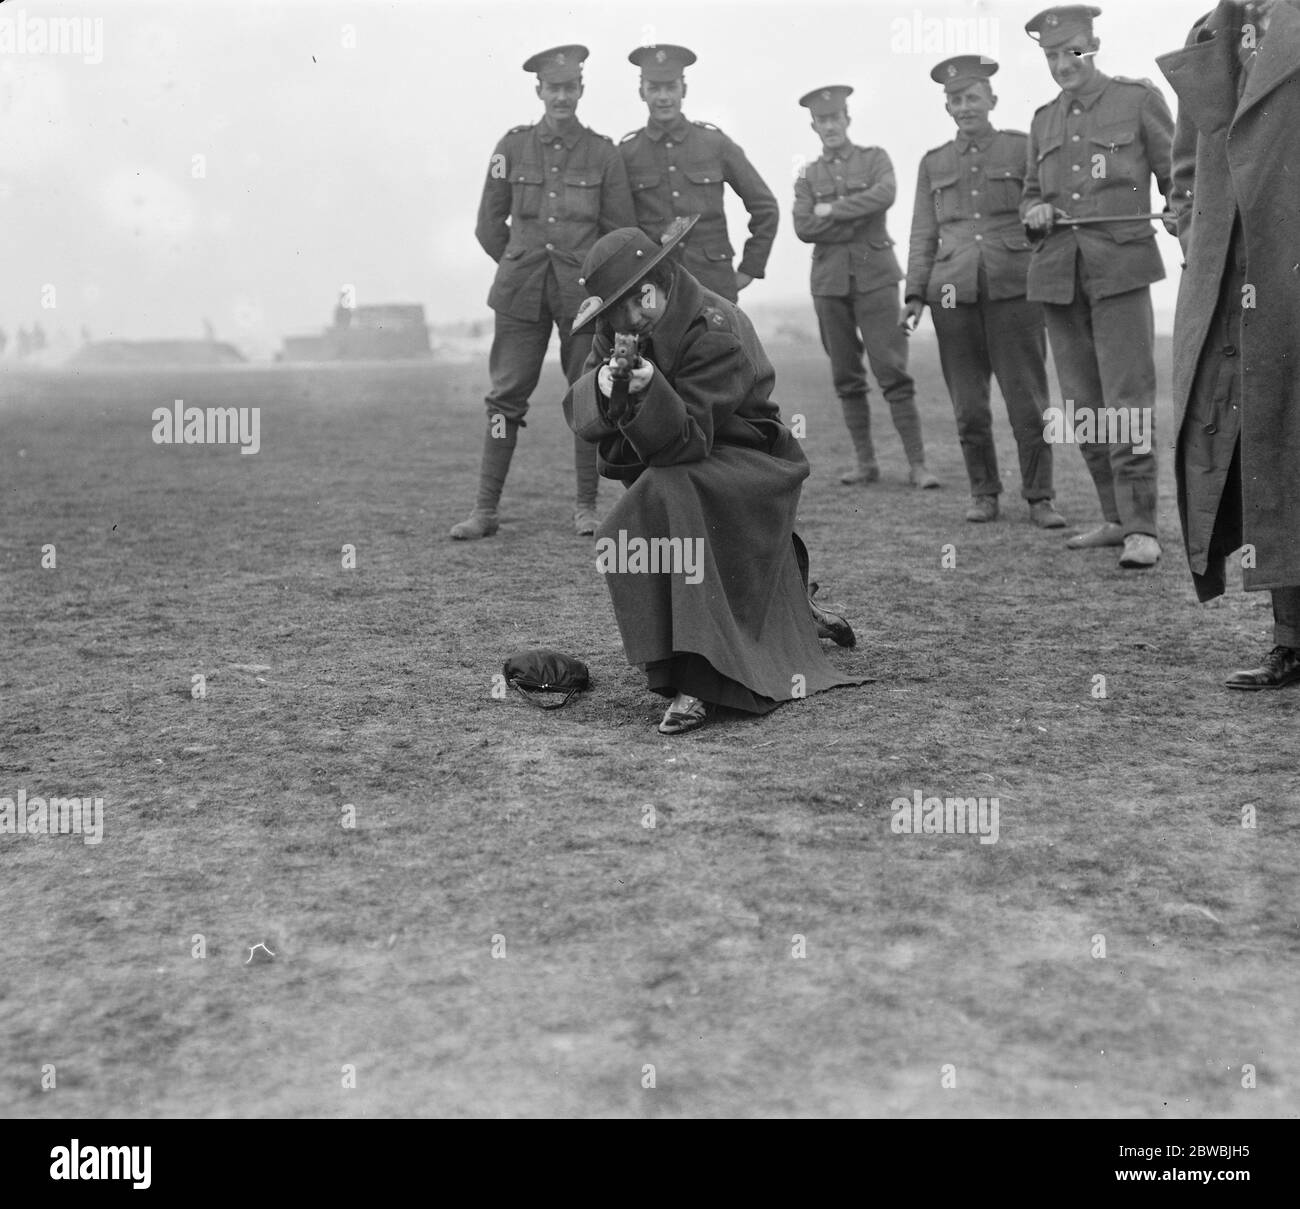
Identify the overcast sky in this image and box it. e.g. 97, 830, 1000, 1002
1, 0, 1206, 356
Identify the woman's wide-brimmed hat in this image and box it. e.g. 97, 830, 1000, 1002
571, 214, 699, 332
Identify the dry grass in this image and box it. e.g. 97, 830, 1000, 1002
1, 339, 1296, 1118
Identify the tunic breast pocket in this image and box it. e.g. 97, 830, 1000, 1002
682, 164, 724, 212
512, 166, 544, 218
1089, 126, 1139, 184
563, 169, 602, 221
928, 170, 961, 223
986, 166, 1026, 215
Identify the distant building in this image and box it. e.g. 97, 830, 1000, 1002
68, 340, 247, 367
279, 302, 432, 362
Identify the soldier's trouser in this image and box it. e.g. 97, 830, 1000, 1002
931, 290, 1054, 501
478, 269, 598, 512
1274, 589, 1300, 649
1043, 262, 1158, 538
814, 286, 926, 466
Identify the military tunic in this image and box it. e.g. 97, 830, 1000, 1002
905, 128, 1053, 500
475, 119, 635, 421
1020, 72, 1175, 537
792, 143, 926, 469
619, 115, 778, 303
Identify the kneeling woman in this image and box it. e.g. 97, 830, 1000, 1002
564, 218, 860, 735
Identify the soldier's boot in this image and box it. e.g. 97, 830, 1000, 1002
573, 433, 600, 537
449, 418, 518, 540
892, 398, 941, 488
838, 395, 879, 485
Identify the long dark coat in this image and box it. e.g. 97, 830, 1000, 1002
1157, 1, 1300, 597
564, 267, 855, 705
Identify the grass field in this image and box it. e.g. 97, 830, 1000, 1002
2, 335, 1297, 1118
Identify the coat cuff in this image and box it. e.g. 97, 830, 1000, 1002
565, 372, 617, 442
618, 370, 687, 459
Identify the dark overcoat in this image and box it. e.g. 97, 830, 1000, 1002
563, 267, 855, 704
1157, 0, 1300, 596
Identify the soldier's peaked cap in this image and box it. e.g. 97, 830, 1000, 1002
523, 44, 588, 83
799, 85, 853, 116
572, 216, 700, 333
629, 44, 696, 81
1025, 7, 1102, 48
930, 56, 999, 92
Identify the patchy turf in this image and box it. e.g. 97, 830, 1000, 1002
1, 338, 1297, 1118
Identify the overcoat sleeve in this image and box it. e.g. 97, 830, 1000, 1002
620, 327, 757, 464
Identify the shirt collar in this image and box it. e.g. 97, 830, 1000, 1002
538, 118, 585, 148
1061, 71, 1110, 110
820, 142, 857, 165
955, 127, 996, 153
646, 114, 690, 142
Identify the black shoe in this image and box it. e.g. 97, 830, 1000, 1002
1225, 646, 1300, 691
809, 582, 855, 648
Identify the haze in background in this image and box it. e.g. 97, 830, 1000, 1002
0, 0, 1199, 358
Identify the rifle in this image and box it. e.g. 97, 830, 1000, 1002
1025, 211, 1171, 245
607, 331, 642, 422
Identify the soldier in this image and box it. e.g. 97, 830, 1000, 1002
793, 86, 940, 489
1021, 5, 1176, 568
903, 57, 1064, 526
450, 45, 636, 541
619, 43, 778, 304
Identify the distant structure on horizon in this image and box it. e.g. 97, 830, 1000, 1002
66, 340, 247, 367
279, 302, 432, 362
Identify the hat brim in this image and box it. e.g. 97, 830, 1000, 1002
571, 214, 700, 333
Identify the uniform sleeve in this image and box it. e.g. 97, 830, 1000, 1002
475, 136, 512, 262
1020, 122, 1043, 219
1141, 85, 1177, 210
616, 327, 757, 466
722, 136, 780, 279
599, 146, 637, 234
563, 328, 617, 442
792, 168, 835, 242
904, 157, 938, 303
827, 147, 895, 221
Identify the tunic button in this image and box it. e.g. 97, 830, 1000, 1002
545, 242, 554, 250
547, 216, 556, 223
973, 212, 981, 218
672, 190, 680, 197
1223, 344, 1238, 357
665, 141, 673, 148
551, 165, 559, 172
975, 234, 983, 241
1204, 423, 1218, 434
1072, 192, 1081, 200
548, 191, 557, 197
1072, 134, 1081, 141
971, 189, 979, 196
1071, 165, 1080, 172
668, 165, 677, 171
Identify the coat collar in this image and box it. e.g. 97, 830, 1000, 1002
645, 114, 691, 142
1158, 1, 1300, 133
955, 127, 996, 153
1057, 71, 1111, 112
641, 265, 703, 363
1156, 1, 1240, 133
535, 118, 586, 148
1238, 0, 1300, 120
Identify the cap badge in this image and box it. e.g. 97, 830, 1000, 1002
1046, 13, 1060, 25
947, 64, 957, 77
